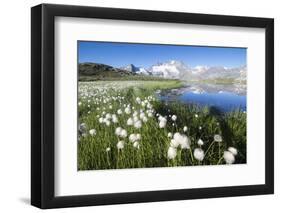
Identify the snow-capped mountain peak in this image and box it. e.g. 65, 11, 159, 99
120, 64, 151, 75
148, 60, 189, 79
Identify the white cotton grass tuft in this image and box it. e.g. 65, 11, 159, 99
195, 114, 198, 118
183, 126, 188, 132
139, 112, 145, 119
105, 119, 111, 126
133, 141, 140, 149
197, 139, 204, 146
168, 132, 173, 138
115, 127, 127, 138
115, 127, 122, 136
142, 116, 148, 123
158, 116, 167, 128
223, 151, 235, 164
194, 148, 205, 161
136, 97, 141, 104
159, 120, 166, 128
133, 116, 139, 122
112, 114, 118, 123
133, 111, 138, 117
98, 117, 104, 123
127, 118, 133, 126
106, 147, 111, 152
214, 134, 223, 142
124, 107, 131, 114
136, 133, 141, 141
89, 129, 96, 136
180, 139, 190, 149
172, 132, 190, 149
117, 109, 123, 115
117, 141, 125, 150
129, 134, 138, 142
134, 120, 142, 129
167, 147, 177, 159
120, 129, 127, 138
228, 147, 238, 156
171, 115, 177, 121
170, 139, 180, 148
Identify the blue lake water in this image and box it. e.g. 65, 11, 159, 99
158, 83, 246, 112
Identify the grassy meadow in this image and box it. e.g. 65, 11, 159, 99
78, 80, 246, 170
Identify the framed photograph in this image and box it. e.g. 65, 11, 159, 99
31, 3, 274, 209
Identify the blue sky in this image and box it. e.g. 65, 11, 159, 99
78, 41, 246, 68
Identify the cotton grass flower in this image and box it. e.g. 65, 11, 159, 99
228, 147, 238, 156
171, 115, 177, 121
136, 133, 141, 141
158, 116, 167, 128
133, 141, 140, 149
197, 139, 204, 146
179, 137, 190, 149
142, 116, 148, 123
105, 120, 111, 126
115, 127, 122, 136
106, 147, 111, 152
89, 129, 96, 136
115, 127, 127, 137
167, 147, 177, 159
170, 139, 180, 148
133, 111, 138, 117
168, 132, 173, 138
117, 109, 123, 115
105, 113, 111, 119
136, 97, 141, 104
223, 151, 235, 164
125, 107, 131, 114
112, 114, 118, 123
183, 126, 188, 132
127, 118, 133, 126
117, 141, 125, 150
129, 134, 139, 143
194, 148, 205, 161
173, 132, 190, 149
120, 129, 127, 138
98, 117, 104, 123
139, 112, 145, 120
214, 134, 223, 142
133, 116, 139, 122
134, 120, 142, 129
159, 120, 166, 128
147, 112, 153, 117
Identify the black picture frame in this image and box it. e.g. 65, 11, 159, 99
31, 3, 274, 209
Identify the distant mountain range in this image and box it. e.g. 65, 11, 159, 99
79, 60, 246, 82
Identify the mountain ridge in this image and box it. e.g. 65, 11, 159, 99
79, 60, 246, 82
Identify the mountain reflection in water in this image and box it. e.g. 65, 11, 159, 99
157, 82, 246, 112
